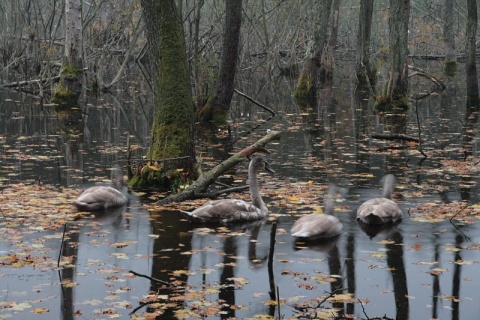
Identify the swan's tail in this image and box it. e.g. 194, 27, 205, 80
381, 174, 396, 199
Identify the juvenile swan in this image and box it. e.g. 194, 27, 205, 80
291, 184, 343, 240
74, 165, 128, 211
356, 174, 402, 224
181, 157, 274, 223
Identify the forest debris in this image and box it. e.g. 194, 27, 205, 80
156, 130, 281, 204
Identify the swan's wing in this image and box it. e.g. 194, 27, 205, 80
183, 199, 266, 223
357, 198, 402, 224
74, 186, 127, 211
291, 214, 343, 239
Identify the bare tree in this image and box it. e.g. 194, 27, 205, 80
443, 0, 457, 76
197, 0, 243, 125
293, 0, 333, 100
356, 0, 375, 88
376, 0, 410, 112
51, 0, 83, 107
465, 0, 478, 105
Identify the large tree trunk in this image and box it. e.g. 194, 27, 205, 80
376, 0, 410, 112
443, 0, 457, 76
135, 0, 196, 189
198, 0, 242, 125
51, 0, 83, 107
293, 0, 333, 100
355, 0, 375, 88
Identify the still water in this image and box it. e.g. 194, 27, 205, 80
1, 70, 480, 319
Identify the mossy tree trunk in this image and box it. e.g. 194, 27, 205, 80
355, 0, 376, 88
443, 0, 457, 76
198, 0, 242, 126
376, 0, 410, 112
136, 0, 196, 189
293, 0, 333, 100
51, 0, 83, 108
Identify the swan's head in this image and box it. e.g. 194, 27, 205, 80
250, 157, 275, 174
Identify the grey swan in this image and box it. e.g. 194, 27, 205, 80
74, 165, 128, 211
180, 157, 274, 223
356, 174, 402, 224
291, 184, 343, 240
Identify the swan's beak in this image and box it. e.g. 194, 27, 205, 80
265, 163, 275, 174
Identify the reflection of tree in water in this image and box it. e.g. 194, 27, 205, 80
385, 231, 409, 320
292, 237, 345, 318
451, 233, 464, 320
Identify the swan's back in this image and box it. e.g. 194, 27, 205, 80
74, 165, 128, 211
291, 214, 343, 239
185, 199, 266, 223
291, 184, 343, 240
74, 186, 128, 211
182, 157, 274, 223
356, 174, 402, 224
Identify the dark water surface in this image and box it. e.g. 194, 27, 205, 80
1, 68, 480, 319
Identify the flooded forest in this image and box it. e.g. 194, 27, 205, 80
1, 1, 480, 319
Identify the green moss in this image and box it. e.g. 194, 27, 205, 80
374, 95, 409, 113
51, 83, 78, 106
128, 164, 192, 192
293, 74, 316, 100
443, 60, 458, 77
61, 65, 81, 78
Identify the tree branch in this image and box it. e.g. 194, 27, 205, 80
157, 130, 281, 204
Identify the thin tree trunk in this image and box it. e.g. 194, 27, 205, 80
465, 0, 479, 102
443, 0, 457, 76
321, 0, 341, 81
52, 0, 83, 107
293, 0, 333, 99
356, 0, 375, 88
198, 0, 242, 125
377, 0, 410, 112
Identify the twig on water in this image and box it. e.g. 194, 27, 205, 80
449, 204, 472, 242
129, 270, 171, 287
57, 223, 68, 268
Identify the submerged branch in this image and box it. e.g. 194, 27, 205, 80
372, 133, 419, 142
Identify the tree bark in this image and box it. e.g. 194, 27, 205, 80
293, 0, 333, 100
157, 130, 281, 204
198, 0, 243, 125
465, 0, 479, 102
443, 0, 457, 76
356, 0, 375, 88
377, 0, 410, 112
136, 0, 196, 188
321, 0, 341, 81
51, 0, 83, 107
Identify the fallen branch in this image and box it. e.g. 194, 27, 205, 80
372, 133, 419, 143
128, 270, 171, 287
192, 185, 249, 199
234, 88, 276, 116
157, 130, 281, 204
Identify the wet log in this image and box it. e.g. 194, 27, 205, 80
372, 133, 419, 142
157, 130, 281, 204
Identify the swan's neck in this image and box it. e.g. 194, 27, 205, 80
382, 175, 395, 199
324, 184, 337, 215
249, 167, 267, 213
